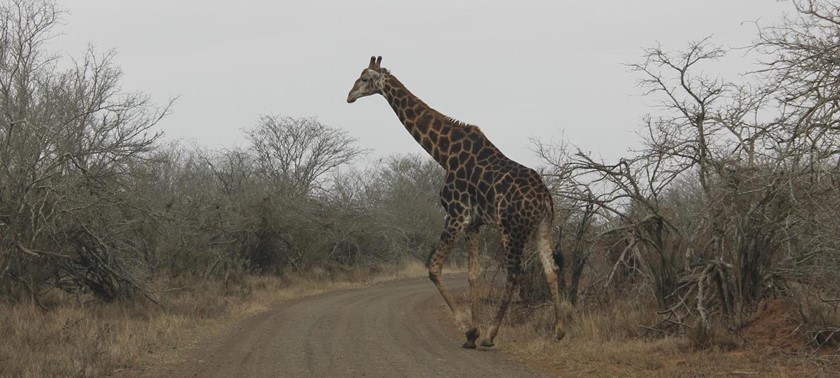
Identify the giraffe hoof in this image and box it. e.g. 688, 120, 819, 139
480, 340, 495, 348
463, 327, 479, 349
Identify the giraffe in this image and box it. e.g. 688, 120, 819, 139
347, 56, 566, 348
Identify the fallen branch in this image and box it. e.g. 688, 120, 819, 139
158, 286, 195, 293
639, 325, 667, 335
812, 327, 840, 348
13, 241, 41, 257
13, 241, 72, 259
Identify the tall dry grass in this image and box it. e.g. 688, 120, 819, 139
0, 260, 430, 377
469, 296, 824, 376
442, 266, 831, 377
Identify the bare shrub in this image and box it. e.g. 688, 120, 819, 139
528, 1, 840, 345
0, 0, 170, 303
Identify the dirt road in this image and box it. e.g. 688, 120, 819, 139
146, 274, 544, 378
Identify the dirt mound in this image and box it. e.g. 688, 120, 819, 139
739, 299, 804, 350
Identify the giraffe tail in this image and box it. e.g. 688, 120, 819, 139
552, 239, 565, 291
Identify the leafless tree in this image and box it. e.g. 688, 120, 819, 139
246, 115, 364, 196
534, 133, 687, 305
0, 0, 170, 303
533, 2, 840, 340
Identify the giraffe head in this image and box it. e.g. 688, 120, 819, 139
347, 56, 388, 103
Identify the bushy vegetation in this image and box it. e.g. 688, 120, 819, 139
529, 0, 840, 348
0, 0, 448, 306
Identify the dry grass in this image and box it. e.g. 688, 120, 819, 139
443, 274, 838, 377
519, 308, 835, 376
0, 260, 431, 378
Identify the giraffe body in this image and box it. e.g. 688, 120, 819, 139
348, 56, 566, 348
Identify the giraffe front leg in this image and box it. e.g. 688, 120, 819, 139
427, 218, 471, 339
463, 225, 481, 349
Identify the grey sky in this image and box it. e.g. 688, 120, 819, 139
49, 0, 791, 167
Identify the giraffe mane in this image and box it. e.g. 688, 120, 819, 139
444, 116, 477, 129
427, 101, 481, 131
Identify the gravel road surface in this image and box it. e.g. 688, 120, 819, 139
145, 274, 544, 378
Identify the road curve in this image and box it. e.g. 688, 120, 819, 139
146, 274, 544, 378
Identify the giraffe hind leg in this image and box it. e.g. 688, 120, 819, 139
535, 216, 567, 341
481, 232, 524, 348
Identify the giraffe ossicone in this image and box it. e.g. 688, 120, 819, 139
347, 56, 568, 348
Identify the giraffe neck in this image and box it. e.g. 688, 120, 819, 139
379, 75, 462, 166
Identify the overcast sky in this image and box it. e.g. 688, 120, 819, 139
48, 0, 792, 167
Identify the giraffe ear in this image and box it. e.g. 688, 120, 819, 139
368, 56, 377, 68
366, 69, 382, 80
